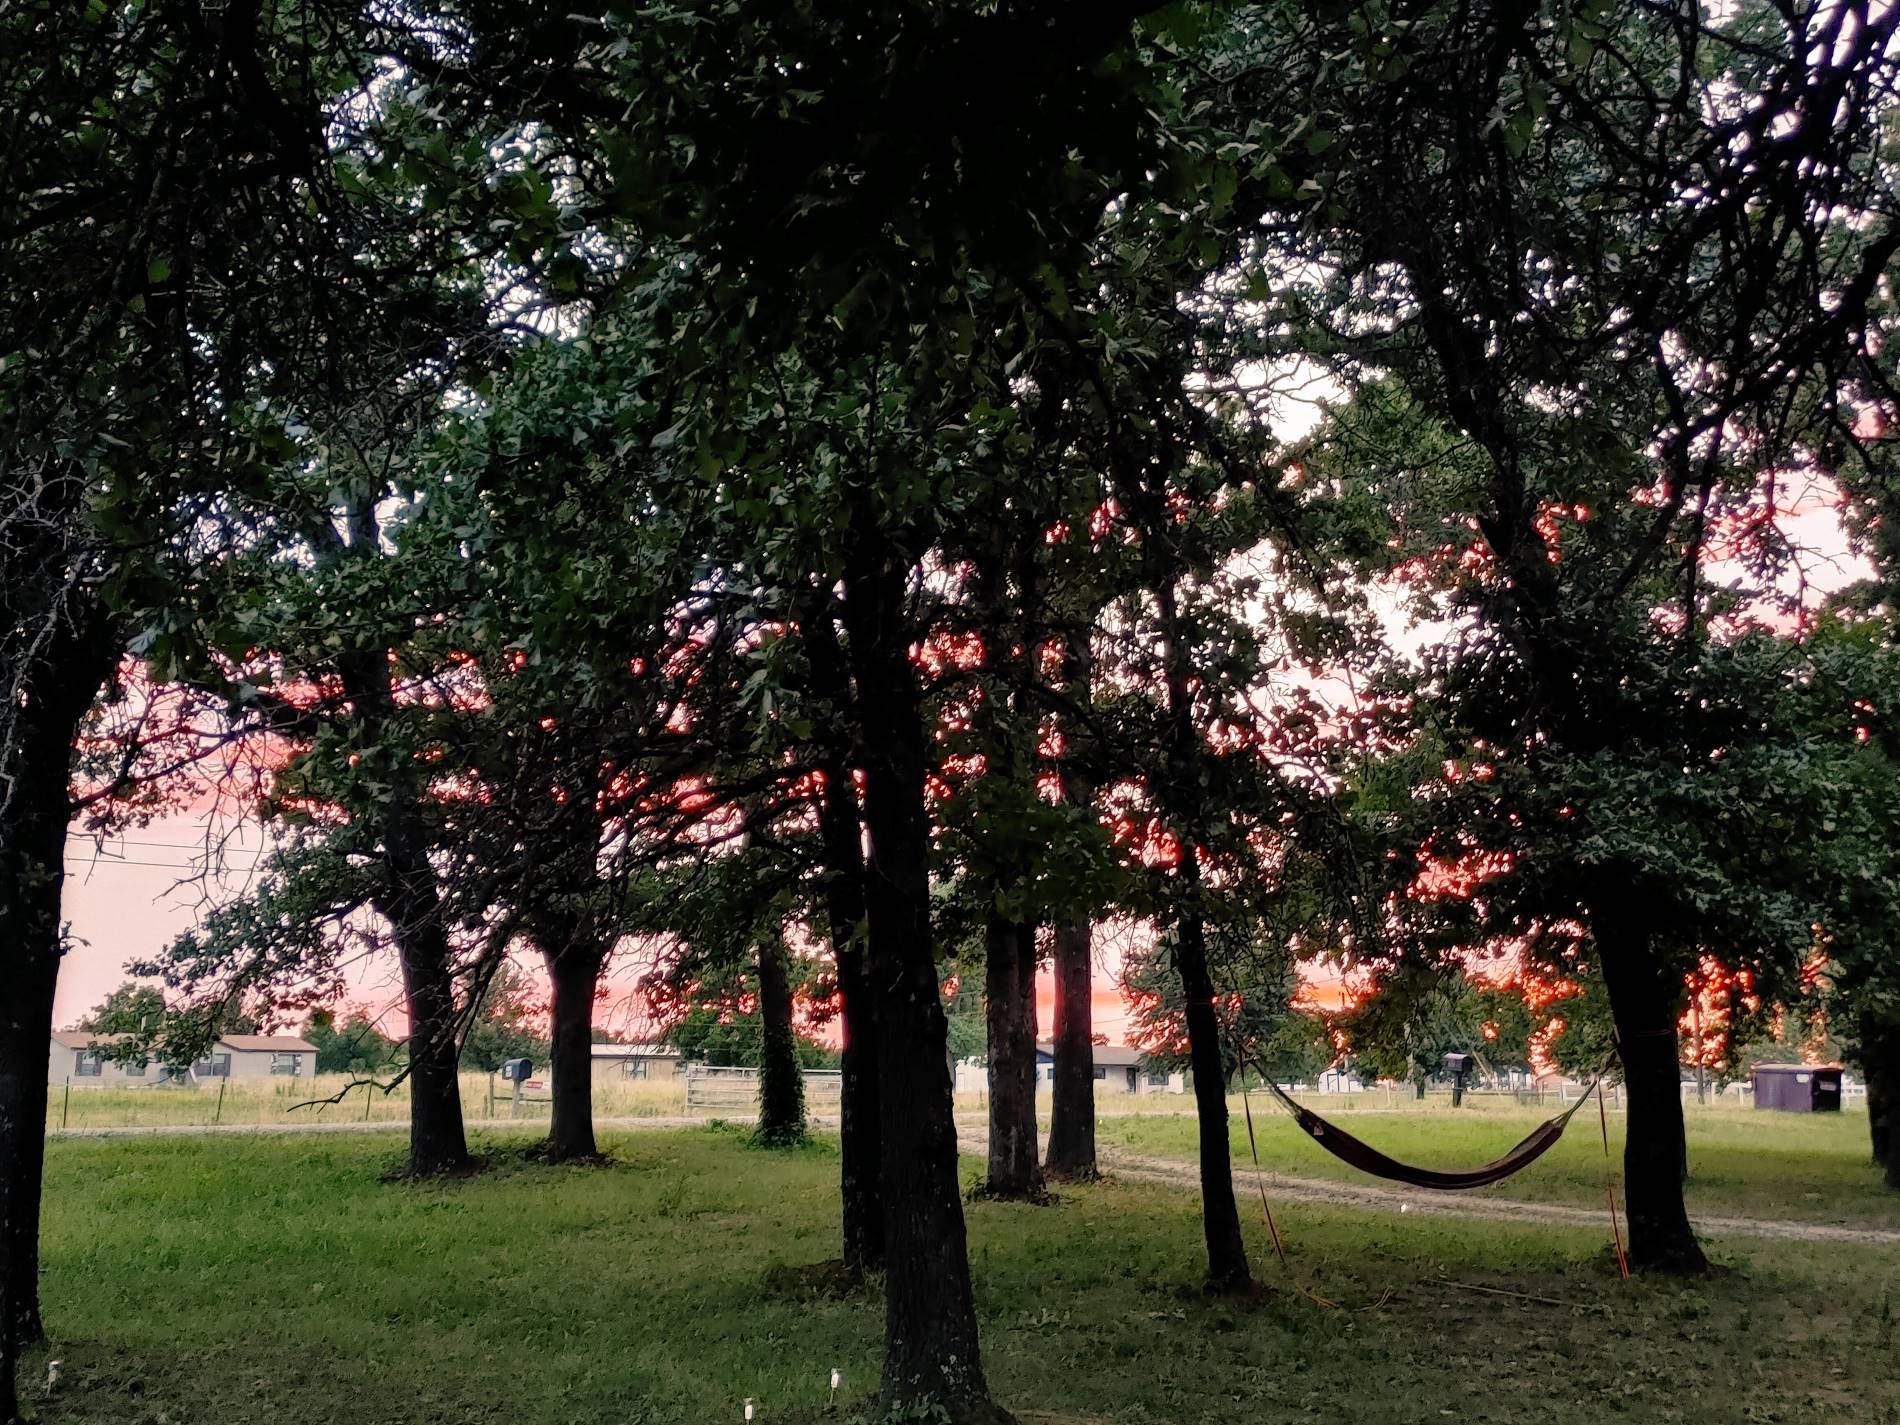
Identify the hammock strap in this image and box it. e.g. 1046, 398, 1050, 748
1238, 1075, 1289, 1267
1597, 1070, 1632, 1279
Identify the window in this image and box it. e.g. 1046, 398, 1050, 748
74, 1051, 103, 1078
623, 1060, 648, 1080
1092, 1065, 1108, 1081
1146, 1070, 1169, 1087
124, 1058, 146, 1078
270, 1053, 302, 1076
194, 1054, 231, 1078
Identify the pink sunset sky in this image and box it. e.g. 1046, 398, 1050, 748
54, 820, 1155, 1042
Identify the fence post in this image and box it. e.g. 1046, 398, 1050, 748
62, 1079, 70, 1130
214, 1081, 225, 1125
364, 1082, 373, 1121
487, 1073, 495, 1120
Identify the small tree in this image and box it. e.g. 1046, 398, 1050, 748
75, 983, 167, 1038
460, 965, 551, 1074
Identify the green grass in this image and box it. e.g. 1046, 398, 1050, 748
26, 1126, 1900, 1425
43, 1072, 689, 1130
1096, 1097, 1900, 1227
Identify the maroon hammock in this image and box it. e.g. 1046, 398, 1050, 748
1259, 1074, 1604, 1192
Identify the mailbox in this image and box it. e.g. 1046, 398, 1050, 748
1442, 1051, 1473, 1107
500, 1058, 534, 1082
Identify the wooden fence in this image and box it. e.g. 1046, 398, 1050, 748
683, 1065, 843, 1113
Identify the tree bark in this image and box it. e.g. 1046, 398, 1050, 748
1596, 905, 1708, 1273
1177, 901, 1251, 1292
1862, 1012, 1900, 1191
843, 550, 1002, 1423
1154, 580, 1251, 1294
543, 938, 606, 1162
384, 861, 472, 1177
1044, 916, 1097, 1179
755, 936, 806, 1147
0, 613, 113, 1421
834, 924, 883, 1271
983, 914, 1042, 1197
337, 585, 471, 1178
805, 593, 883, 1273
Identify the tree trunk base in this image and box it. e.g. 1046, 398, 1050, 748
1201, 1267, 1261, 1298
751, 1123, 809, 1150
966, 1181, 1055, 1206
382, 1154, 488, 1183
1627, 1240, 1712, 1276
1041, 1163, 1102, 1185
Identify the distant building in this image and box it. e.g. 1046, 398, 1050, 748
590, 1041, 682, 1081
953, 1043, 1185, 1096
48, 1031, 317, 1086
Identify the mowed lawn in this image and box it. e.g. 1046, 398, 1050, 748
1100, 1099, 1900, 1227
27, 1124, 1900, 1425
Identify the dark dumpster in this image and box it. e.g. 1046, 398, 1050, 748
1750, 1063, 1843, 1112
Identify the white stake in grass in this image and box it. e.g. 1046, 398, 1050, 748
744, 1398, 755, 1422
829, 1369, 841, 1406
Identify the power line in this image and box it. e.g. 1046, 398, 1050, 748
66, 856, 265, 870
66, 834, 268, 851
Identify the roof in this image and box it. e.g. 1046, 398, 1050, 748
591, 1042, 680, 1060
218, 1035, 318, 1053
1034, 1042, 1147, 1068
50, 1031, 133, 1050
1751, 1062, 1842, 1073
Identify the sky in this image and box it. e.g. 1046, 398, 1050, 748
54, 822, 1148, 1041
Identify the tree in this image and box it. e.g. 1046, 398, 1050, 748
305, 1010, 399, 1076
1278, 0, 1900, 1270
75, 984, 167, 1039
460, 964, 551, 1075
0, 1, 423, 1401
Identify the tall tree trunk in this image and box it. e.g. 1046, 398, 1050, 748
1154, 580, 1251, 1294
983, 914, 1042, 1197
1177, 902, 1251, 1292
1044, 916, 1096, 1180
834, 925, 883, 1270
339, 601, 471, 1179
805, 592, 883, 1273
844, 551, 1002, 1424
756, 936, 806, 1147
0, 613, 114, 1425
385, 869, 471, 1177
543, 938, 606, 1162
1596, 904, 1707, 1273
1862, 1012, 1900, 1191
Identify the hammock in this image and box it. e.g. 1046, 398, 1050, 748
1256, 1070, 1604, 1192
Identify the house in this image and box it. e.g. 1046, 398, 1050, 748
48, 1031, 316, 1086
590, 1041, 681, 1081
47, 1032, 152, 1086
953, 1047, 1185, 1096
213, 1035, 319, 1079
950, 1045, 1188, 1096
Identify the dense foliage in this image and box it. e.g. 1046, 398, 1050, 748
7, 2, 1900, 1420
